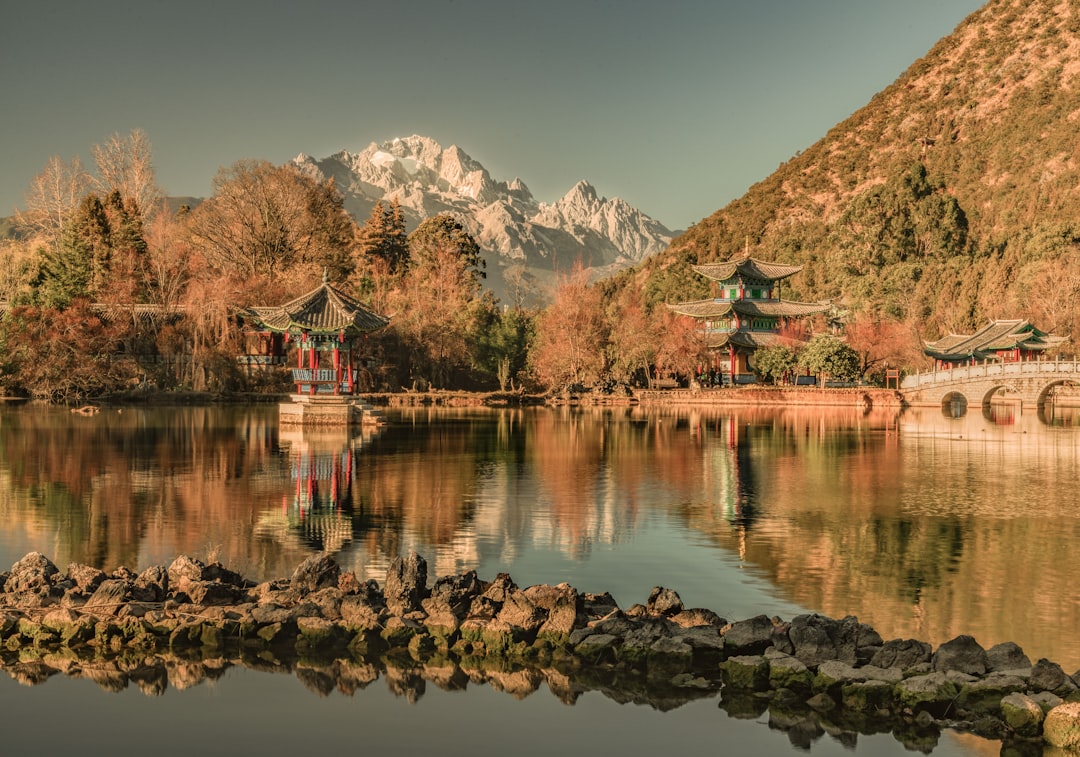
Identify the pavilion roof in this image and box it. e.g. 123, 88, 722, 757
245, 279, 389, 335
691, 256, 805, 283
704, 331, 792, 350
667, 298, 829, 319
924, 319, 1067, 361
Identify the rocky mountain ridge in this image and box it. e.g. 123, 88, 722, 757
292, 135, 674, 303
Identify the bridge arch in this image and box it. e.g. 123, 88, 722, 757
941, 391, 968, 417
1036, 378, 1080, 411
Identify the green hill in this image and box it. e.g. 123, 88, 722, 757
634, 0, 1080, 342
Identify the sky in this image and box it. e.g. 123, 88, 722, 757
1, 0, 987, 231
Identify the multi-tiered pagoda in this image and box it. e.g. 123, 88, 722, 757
669, 256, 829, 384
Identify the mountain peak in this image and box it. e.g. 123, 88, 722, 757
295, 135, 673, 304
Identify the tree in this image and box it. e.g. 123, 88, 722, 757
843, 312, 925, 380
36, 194, 112, 308
797, 334, 862, 384
607, 286, 657, 387
0, 300, 135, 401
652, 310, 710, 383
185, 160, 357, 284
92, 129, 162, 221
530, 263, 609, 389
357, 199, 409, 275
387, 217, 491, 388
752, 343, 798, 384
15, 156, 91, 248
476, 307, 534, 391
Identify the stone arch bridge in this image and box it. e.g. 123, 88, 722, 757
901, 359, 1080, 411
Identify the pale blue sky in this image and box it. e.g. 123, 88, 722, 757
1, 0, 986, 230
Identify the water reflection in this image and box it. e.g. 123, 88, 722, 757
1, 403, 1078, 675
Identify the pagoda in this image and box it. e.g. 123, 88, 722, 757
923, 319, 1067, 369
668, 255, 829, 384
244, 274, 389, 425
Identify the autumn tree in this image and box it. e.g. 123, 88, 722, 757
91, 129, 162, 221
387, 215, 491, 388
14, 156, 91, 249
0, 300, 136, 401
530, 263, 609, 389
652, 309, 710, 383
606, 286, 658, 387
843, 311, 926, 380
185, 160, 357, 286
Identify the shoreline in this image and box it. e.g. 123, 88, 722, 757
2, 551, 1077, 750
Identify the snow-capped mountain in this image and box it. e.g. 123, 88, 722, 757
291, 135, 673, 304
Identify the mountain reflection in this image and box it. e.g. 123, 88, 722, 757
0, 403, 1078, 671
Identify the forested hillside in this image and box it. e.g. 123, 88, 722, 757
634, 0, 1080, 343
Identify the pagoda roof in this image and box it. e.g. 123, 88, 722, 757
245, 279, 389, 335
924, 319, 1067, 361
692, 256, 805, 283
668, 298, 829, 319
704, 331, 792, 350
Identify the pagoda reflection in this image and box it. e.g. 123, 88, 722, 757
254, 426, 382, 554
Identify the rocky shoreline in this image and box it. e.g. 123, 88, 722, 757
2, 551, 1079, 752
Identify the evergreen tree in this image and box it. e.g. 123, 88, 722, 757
37, 194, 111, 308
357, 199, 409, 275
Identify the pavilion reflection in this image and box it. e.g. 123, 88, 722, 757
253, 426, 382, 554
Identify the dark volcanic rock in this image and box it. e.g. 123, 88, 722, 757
645, 587, 684, 617
986, 641, 1031, 672
67, 563, 106, 593
1031, 658, 1079, 696
932, 635, 989, 675
724, 614, 775, 655
291, 554, 341, 593
870, 638, 933, 670
384, 552, 428, 615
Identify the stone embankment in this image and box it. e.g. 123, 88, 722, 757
2, 551, 1079, 751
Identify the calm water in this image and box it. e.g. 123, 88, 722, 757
1, 401, 1078, 756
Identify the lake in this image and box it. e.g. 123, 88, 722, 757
1, 400, 1078, 756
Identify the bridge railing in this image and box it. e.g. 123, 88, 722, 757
901, 359, 1080, 390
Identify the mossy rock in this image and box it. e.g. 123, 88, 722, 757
1044, 702, 1080, 749
720, 655, 770, 691
999, 693, 1044, 738
956, 674, 1027, 715
767, 653, 812, 692
841, 680, 894, 713
894, 672, 960, 715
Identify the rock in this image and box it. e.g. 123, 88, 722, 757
495, 589, 544, 638
167, 556, 206, 585
66, 563, 106, 593
203, 562, 245, 587
723, 615, 775, 655
185, 581, 240, 606
574, 632, 619, 658
669, 608, 725, 628
870, 638, 932, 670
1043, 701, 1080, 749
778, 613, 881, 667
645, 587, 683, 617
895, 672, 961, 715
1031, 658, 1079, 697
384, 552, 428, 615
340, 596, 386, 632
720, 654, 770, 691
132, 566, 168, 602
999, 692, 1044, 737
6, 552, 59, 594
291, 554, 341, 594
84, 579, 133, 616
986, 641, 1030, 672
431, 570, 483, 615
529, 583, 579, 643
479, 572, 516, 604
765, 648, 812, 691
581, 592, 619, 620
932, 635, 988, 675
957, 672, 1027, 713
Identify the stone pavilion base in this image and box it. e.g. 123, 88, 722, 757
278, 395, 384, 427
